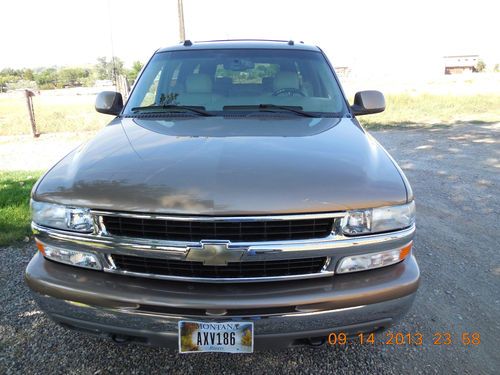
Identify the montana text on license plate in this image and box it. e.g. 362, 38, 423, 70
178, 321, 254, 353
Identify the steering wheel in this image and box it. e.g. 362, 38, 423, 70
272, 87, 306, 97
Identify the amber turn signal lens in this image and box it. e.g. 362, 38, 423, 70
399, 241, 413, 261
35, 239, 46, 255
337, 241, 414, 274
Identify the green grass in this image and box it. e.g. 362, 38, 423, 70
359, 94, 500, 129
0, 171, 43, 246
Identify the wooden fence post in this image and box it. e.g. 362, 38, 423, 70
116, 75, 130, 100
25, 89, 40, 137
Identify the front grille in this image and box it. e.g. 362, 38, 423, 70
102, 216, 334, 242
111, 254, 328, 279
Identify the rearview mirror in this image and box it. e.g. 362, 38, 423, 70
95, 91, 123, 116
351, 90, 385, 116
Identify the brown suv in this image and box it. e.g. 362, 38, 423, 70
26, 40, 419, 353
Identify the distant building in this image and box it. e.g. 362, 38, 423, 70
95, 79, 114, 87
334, 66, 350, 77
443, 55, 479, 74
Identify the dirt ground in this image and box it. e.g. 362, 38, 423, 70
0, 121, 499, 374
0, 131, 95, 171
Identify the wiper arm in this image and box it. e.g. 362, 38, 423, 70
223, 104, 316, 118
258, 104, 316, 117
131, 104, 214, 116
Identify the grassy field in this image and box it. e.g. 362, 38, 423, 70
1, 92, 499, 136
0, 93, 108, 136
358, 94, 500, 129
0, 171, 42, 246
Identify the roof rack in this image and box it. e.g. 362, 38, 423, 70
182, 40, 192, 46
193, 39, 297, 44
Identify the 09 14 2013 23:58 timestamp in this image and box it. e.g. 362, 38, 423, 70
327, 332, 481, 346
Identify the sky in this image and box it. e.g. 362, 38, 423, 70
1, 0, 499, 78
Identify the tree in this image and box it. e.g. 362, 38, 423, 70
0, 68, 22, 78
58, 67, 90, 87
95, 57, 109, 80
0, 76, 10, 92
34, 68, 58, 89
0, 68, 37, 90
127, 60, 144, 81
0, 57, 136, 91
23, 69, 34, 81
95, 56, 125, 81
476, 59, 486, 72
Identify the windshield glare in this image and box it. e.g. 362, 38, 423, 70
125, 49, 347, 116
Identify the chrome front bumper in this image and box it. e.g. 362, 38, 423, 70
26, 253, 419, 348
31, 222, 416, 283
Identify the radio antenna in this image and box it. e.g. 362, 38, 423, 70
107, 0, 117, 86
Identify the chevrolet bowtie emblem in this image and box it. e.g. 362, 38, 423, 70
186, 240, 247, 266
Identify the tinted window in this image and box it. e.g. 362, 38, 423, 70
125, 49, 347, 116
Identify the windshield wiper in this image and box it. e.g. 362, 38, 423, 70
223, 104, 316, 118
131, 104, 214, 117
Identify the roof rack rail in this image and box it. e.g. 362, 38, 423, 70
183, 40, 192, 46
288, 40, 294, 45
193, 39, 294, 44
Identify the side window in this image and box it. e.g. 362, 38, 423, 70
159, 62, 183, 105
140, 69, 162, 106
294, 62, 303, 86
299, 60, 329, 98
140, 62, 185, 107
169, 63, 181, 88
315, 65, 335, 98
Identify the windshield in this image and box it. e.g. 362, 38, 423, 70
124, 49, 347, 117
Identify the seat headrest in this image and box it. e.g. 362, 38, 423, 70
185, 74, 212, 93
262, 76, 273, 89
216, 77, 232, 84
273, 72, 300, 90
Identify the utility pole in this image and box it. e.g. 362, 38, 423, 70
177, 0, 186, 41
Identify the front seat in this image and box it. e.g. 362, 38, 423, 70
272, 71, 301, 95
214, 77, 232, 96
179, 73, 218, 106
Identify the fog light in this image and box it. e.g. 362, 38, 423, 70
336, 242, 412, 274
40, 243, 102, 270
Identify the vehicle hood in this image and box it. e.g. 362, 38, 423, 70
34, 116, 408, 215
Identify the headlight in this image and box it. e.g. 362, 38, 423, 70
31, 200, 93, 233
341, 201, 415, 236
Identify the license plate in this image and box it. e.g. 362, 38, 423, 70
178, 321, 254, 353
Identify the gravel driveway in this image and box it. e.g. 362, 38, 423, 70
1, 122, 499, 374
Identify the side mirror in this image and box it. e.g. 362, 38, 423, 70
351, 90, 385, 116
95, 91, 123, 116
